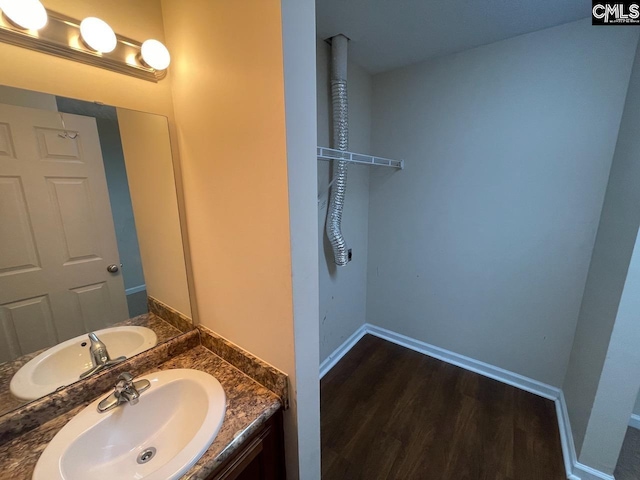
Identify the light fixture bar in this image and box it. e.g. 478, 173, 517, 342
0, 9, 166, 82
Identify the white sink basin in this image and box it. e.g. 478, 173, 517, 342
11, 326, 157, 401
33, 369, 226, 480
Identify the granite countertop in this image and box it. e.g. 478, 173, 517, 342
0, 313, 182, 416
0, 345, 282, 480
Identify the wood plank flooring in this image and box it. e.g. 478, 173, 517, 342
321, 335, 566, 480
615, 427, 640, 480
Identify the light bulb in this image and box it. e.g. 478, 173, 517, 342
141, 39, 170, 70
0, 0, 47, 30
80, 17, 117, 53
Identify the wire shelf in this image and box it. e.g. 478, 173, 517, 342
317, 147, 404, 169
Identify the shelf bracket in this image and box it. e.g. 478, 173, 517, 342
317, 147, 404, 169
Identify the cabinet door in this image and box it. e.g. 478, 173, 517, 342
208, 411, 285, 480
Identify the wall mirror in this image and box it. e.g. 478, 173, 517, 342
0, 85, 193, 416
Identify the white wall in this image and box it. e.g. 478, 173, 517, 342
563, 38, 640, 460
578, 228, 640, 474
366, 19, 639, 387
281, 2, 321, 478
317, 39, 372, 362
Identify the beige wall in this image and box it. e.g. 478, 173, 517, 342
161, 0, 299, 475
1, 1, 313, 474
160, 0, 294, 376
117, 108, 192, 317
0, 0, 196, 320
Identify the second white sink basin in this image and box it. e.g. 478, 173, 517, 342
10, 326, 157, 401
33, 368, 226, 480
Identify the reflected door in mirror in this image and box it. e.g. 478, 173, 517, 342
0, 104, 128, 362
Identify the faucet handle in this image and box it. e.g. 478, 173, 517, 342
114, 372, 135, 397
97, 372, 150, 413
117, 372, 134, 383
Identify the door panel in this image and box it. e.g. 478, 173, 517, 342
46, 176, 102, 265
70, 282, 114, 333
0, 103, 129, 360
0, 176, 40, 276
0, 295, 57, 362
35, 127, 82, 163
0, 123, 15, 158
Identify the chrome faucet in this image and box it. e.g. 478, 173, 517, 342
97, 372, 151, 413
79, 332, 126, 379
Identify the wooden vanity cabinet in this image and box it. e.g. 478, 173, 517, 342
206, 409, 286, 480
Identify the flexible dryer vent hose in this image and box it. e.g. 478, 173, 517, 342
326, 34, 350, 266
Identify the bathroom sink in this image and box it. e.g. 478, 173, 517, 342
10, 326, 157, 401
33, 369, 226, 480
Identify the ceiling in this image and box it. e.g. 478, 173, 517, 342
316, 0, 589, 73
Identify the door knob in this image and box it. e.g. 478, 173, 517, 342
107, 264, 119, 273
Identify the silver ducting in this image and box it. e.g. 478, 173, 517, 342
326, 34, 350, 266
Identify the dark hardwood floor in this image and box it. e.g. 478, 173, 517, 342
615, 427, 640, 480
321, 334, 566, 480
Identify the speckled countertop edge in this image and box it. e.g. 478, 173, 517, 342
198, 325, 289, 409
148, 296, 193, 334
0, 345, 282, 480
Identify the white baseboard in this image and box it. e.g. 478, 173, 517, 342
365, 323, 560, 400
319, 324, 367, 379
557, 392, 582, 480
319, 322, 615, 480
629, 413, 640, 430
571, 464, 615, 480
125, 284, 146, 296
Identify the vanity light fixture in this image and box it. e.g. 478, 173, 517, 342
0, 0, 47, 31
140, 39, 171, 70
79, 17, 116, 54
0, 3, 169, 82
